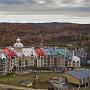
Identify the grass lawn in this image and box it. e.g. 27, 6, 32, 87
80, 88, 90, 90
0, 72, 89, 89
0, 72, 60, 89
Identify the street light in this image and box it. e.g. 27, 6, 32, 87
33, 72, 37, 88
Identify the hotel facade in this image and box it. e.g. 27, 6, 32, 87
0, 37, 87, 75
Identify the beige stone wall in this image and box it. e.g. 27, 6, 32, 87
15, 56, 35, 71
66, 60, 80, 68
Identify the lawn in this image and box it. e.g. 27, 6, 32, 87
0, 72, 89, 89
0, 71, 60, 89
77, 87, 90, 90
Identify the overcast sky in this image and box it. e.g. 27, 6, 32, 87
0, 0, 90, 23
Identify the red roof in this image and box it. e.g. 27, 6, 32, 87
3, 48, 16, 59
34, 48, 47, 59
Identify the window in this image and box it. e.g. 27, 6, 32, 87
81, 79, 84, 84
65, 61, 68, 66
19, 60, 21, 66
25, 60, 27, 66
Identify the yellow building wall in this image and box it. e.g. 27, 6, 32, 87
63, 73, 80, 84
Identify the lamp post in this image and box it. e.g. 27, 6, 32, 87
33, 72, 37, 88
7, 68, 9, 83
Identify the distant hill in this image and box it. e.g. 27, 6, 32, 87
0, 22, 90, 47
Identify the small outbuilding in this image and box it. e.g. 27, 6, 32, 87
49, 77, 67, 90
19, 80, 32, 87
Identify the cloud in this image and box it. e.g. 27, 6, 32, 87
32, 0, 47, 5
0, 0, 89, 7
0, 0, 25, 5
0, 0, 89, 17
0, 0, 48, 5
0, 15, 90, 24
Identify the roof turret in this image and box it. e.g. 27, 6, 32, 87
13, 37, 24, 48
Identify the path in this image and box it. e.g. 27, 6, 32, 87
0, 84, 47, 90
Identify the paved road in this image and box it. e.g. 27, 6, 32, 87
0, 84, 47, 90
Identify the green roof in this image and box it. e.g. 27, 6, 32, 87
54, 48, 66, 56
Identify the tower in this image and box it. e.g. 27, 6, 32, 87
13, 37, 24, 52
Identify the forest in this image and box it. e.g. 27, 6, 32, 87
0, 22, 90, 48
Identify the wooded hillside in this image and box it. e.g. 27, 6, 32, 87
0, 22, 90, 47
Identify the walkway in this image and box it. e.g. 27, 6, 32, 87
0, 84, 47, 90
